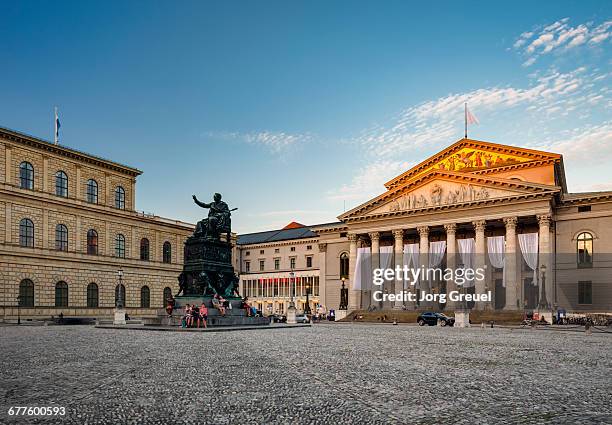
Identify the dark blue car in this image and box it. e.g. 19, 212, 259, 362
417, 312, 455, 327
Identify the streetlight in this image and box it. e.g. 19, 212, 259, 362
289, 271, 295, 307
339, 277, 348, 310
304, 279, 312, 315
117, 269, 124, 309
538, 264, 548, 310
16, 295, 21, 325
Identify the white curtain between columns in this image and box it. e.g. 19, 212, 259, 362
403, 243, 419, 289
428, 241, 446, 290
353, 247, 372, 290
518, 233, 539, 286
458, 238, 475, 288
380, 245, 394, 284
487, 236, 506, 287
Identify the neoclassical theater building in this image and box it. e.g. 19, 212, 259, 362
1, 124, 610, 319
315, 138, 612, 314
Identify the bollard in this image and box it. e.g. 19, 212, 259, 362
490, 321, 494, 328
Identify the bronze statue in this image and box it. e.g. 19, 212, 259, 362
192, 193, 237, 241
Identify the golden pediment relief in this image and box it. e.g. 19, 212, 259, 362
426, 147, 530, 174
371, 180, 528, 214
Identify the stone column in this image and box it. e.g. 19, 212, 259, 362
444, 223, 457, 309
75, 166, 82, 200
5, 202, 12, 243
392, 229, 404, 309
42, 156, 49, 193
417, 226, 429, 297
42, 209, 49, 249
537, 214, 552, 309
347, 234, 360, 312
504, 217, 518, 310
318, 242, 327, 309
473, 220, 487, 309
5, 145, 12, 184
369, 232, 380, 309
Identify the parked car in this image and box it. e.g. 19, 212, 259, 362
417, 312, 455, 327
295, 313, 310, 324
269, 314, 286, 323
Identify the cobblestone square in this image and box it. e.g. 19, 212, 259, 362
1, 324, 610, 424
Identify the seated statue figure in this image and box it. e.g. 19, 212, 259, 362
192, 193, 232, 241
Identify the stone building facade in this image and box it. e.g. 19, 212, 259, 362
235, 222, 321, 315
0, 127, 193, 320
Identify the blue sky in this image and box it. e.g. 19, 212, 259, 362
1, 1, 610, 233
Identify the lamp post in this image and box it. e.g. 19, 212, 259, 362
16, 295, 21, 325
339, 277, 348, 310
304, 279, 312, 315
117, 269, 124, 309
286, 272, 297, 324
114, 269, 126, 325
538, 264, 548, 310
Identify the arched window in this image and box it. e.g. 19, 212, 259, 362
55, 281, 68, 307
140, 238, 150, 261
19, 161, 34, 190
115, 186, 125, 209
87, 229, 98, 255
140, 285, 150, 308
55, 171, 68, 197
87, 282, 99, 308
55, 224, 68, 251
163, 287, 173, 306
162, 241, 172, 263
115, 234, 126, 258
340, 252, 349, 279
19, 218, 34, 247
115, 284, 126, 307
577, 232, 593, 267
86, 179, 98, 203
19, 279, 34, 307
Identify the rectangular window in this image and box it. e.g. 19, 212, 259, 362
274, 258, 280, 270
290, 257, 296, 269
306, 256, 313, 268
245, 251, 250, 256
578, 281, 592, 304
578, 205, 591, 212
259, 260, 265, 271
260, 249, 265, 254
307, 245, 312, 250
290, 246, 296, 252
245, 261, 250, 272
274, 248, 279, 253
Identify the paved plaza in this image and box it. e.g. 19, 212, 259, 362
1, 324, 610, 424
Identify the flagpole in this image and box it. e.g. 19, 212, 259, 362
464, 102, 468, 139
54, 107, 58, 145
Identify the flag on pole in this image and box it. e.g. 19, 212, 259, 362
464, 103, 478, 138
54, 107, 61, 145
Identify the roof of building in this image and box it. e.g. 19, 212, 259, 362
237, 222, 319, 245
0, 125, 143, 176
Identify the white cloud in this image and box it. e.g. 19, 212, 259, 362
356, 67, 601, 159
326, 160, 414, 202
514, 18, 612, 66
202, 130, 311, 155
530, 122, 612, 163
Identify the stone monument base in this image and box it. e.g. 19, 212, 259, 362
454, 309, 470, 328
335, 310, 347, 321
286, 305, 297, 324
114, 309, 126, 325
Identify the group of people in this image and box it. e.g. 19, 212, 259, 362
171, 295, 256, 328
182, 303, 208, 328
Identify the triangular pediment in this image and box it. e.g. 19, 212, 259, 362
339, 170, 560, 219
385, 138, 562, 190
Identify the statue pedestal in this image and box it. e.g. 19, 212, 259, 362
286, 304, 297, 324
335, 309, 347, 321
114, 309, 126, 325
454, 309, 470, 328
